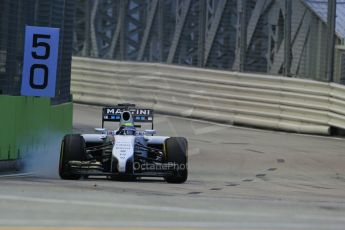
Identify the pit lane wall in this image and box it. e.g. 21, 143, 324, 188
71, 56, 345, 135
0, 95, 72, 168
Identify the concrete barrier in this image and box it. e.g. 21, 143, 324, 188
71, 56, 345, 135
0, 96, 72, 167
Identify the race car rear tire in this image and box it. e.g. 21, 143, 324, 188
59, 134, 85, 180
164, 137, 188, 183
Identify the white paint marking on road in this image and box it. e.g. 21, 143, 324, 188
1, 219, 345, 229
192, 124, 228, 135
188, 147, 201, 156
1, 194, 345, 224
0, 194, 261, 217
0, 173, 33, 178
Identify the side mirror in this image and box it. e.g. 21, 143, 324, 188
144, 129, 156, 135
95, 128, 106, 133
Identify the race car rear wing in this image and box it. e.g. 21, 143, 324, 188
102, 104, 154, 129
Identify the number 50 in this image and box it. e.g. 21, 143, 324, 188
30, 34, 50, 89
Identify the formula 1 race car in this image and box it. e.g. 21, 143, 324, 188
59, 103, 188, 183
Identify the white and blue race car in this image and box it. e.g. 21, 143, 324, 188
59, 103, 188, 183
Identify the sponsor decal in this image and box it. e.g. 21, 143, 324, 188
104, 108, 152, 116
107, 108, 115, 114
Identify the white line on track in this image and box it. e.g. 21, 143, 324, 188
1, 194, 345, 224
1, 219, 345, 229
0, 194, 265, 217
0, 173, 33, 178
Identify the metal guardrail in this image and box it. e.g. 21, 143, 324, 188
71, 57, 345, 135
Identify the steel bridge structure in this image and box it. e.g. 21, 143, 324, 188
73, 0, 345, 83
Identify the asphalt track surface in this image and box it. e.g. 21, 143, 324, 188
1, 103, 345, 229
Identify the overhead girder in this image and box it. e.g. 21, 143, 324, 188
166, 0, 192, 63
90, 0, 120, 58
73, 0, 91, 56
137, 0, 158, 60
203, 0, 227, 66
206, 0, 237, 69
268, 0, 310, 75
125, 0, 146, 60
233, 0, 247, 71
173, 0, 201, 65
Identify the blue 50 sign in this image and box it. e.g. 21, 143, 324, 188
21, 26, 60, 97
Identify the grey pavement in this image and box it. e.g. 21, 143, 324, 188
0, 103, 345, 229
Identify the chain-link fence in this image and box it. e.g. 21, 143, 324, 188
73, 0, 345, 84
0, 0, 75, 104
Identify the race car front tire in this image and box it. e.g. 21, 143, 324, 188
59, 134, 85, 180
164, 137, 188, 183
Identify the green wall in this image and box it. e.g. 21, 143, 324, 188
0, 95, 72, 161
